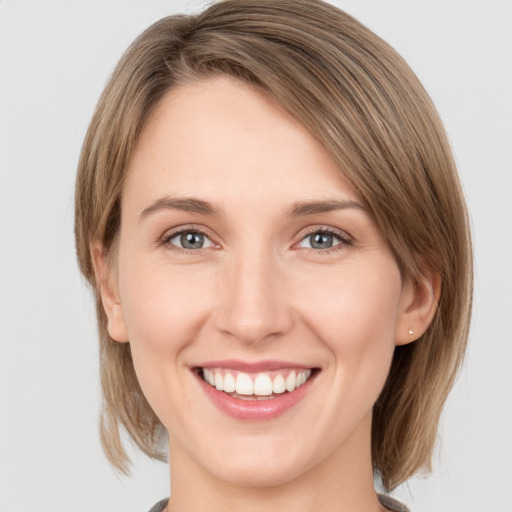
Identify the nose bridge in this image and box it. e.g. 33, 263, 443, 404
214, 243, 292, 344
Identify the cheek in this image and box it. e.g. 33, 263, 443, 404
115, 259, 222, 430
295, 259, 402, 374
294, 262, 403, 437
116, 257, 217, 392
119, 253, 214, 342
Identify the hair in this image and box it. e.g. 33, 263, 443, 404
74, 0, 472, 491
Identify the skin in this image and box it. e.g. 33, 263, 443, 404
94, 77, 438, 512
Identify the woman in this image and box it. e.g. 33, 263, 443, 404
74, 1, 472, 511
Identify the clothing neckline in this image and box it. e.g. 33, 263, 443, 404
147, 494, 411, 512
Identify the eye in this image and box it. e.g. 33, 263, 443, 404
297, 229, 350, 250
164, 229, 214, 250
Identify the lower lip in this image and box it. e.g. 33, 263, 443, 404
196, 372, 316, 421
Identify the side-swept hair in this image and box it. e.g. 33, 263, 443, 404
75, 0, 472, 490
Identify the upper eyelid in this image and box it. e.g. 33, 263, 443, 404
161, 225, 350, 237
161, 224, 215, 238
300, 226, 349, 236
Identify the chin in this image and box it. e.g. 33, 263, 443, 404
212, 458, 307, 488
195, 437, 315, 489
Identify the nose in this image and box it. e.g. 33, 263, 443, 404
213, 249, 294, 345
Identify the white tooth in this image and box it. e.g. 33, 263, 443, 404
236, 372, 253, 395
214, 371, 224, 391
299, 371, 307, 386
208, 370, 215, 386
224, 373, 236, 392
272, 374, 286, 394
203, 369, 211, 384
253, 373, 273, 396
285, 371, 296, 392
305, 369, 312, 379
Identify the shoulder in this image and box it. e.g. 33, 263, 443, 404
147, 498, 168, 512
378, 493, 412, 512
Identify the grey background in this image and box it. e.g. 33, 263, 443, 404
0, 1, 511, 511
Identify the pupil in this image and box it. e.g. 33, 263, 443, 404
181, 232, 204, 249
311, 233, 333, 249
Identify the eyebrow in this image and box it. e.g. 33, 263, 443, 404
286, 199, 366, 216
139, 197, 222, 220
139, 196, 366, 221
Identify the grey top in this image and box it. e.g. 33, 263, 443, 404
147, 494, 411, 512
147, 499, 168, 512
378, 493, 412, 512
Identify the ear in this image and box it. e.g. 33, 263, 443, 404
91, 240, 129, 343
395, 269, 441, 346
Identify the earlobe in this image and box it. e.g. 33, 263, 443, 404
395, 270, 441, 346
91, 241, 129, 343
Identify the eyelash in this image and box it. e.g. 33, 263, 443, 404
297, 227, 353, 255
159, 225, 353, 255
159, 225, 218, 255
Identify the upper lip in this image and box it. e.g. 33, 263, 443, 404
196, 359, 315, 372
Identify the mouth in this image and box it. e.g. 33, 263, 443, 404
193, 364, 320, 420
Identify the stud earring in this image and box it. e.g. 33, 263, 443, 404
408, 328, 414, 335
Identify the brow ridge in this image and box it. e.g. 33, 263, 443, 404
286, 199, 366, 216
139, 196, 365, 221
139, 197, 223, 220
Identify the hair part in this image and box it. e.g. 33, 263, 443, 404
75, 0, 472, 489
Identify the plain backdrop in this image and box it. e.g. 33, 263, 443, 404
0, 1, 511, 511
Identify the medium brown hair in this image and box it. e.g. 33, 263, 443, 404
75, 0, 472, 490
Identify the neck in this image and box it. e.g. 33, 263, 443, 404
166, 413, 385, 512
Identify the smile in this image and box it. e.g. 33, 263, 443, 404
195, 363, 319, 420
201, 368, 313, 399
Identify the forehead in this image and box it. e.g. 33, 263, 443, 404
123, 77, 359, 215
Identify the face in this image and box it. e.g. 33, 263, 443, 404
99, 77, 420, 488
